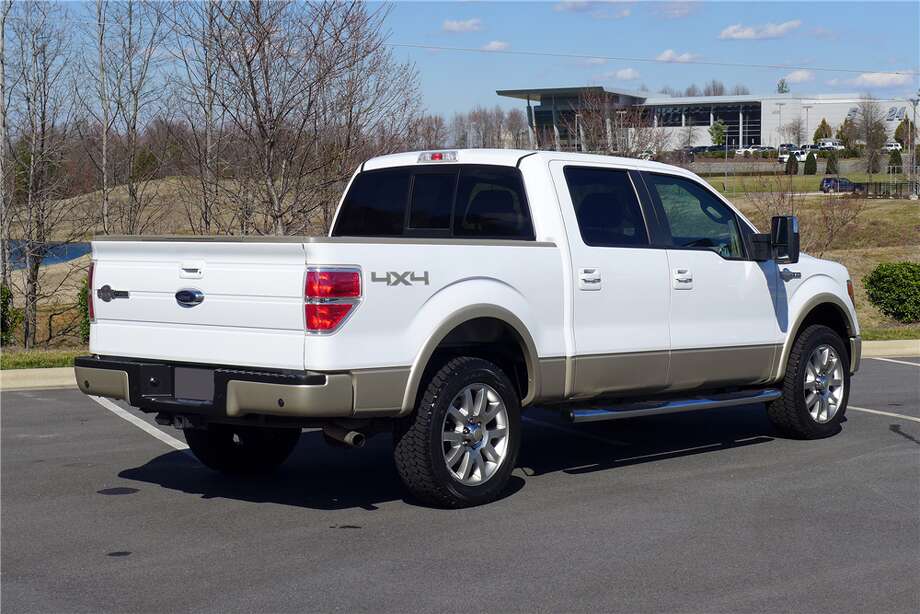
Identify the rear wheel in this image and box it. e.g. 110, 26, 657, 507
393, 357, 521, 508
183, 424, 301, 474
767, 324, 850, 439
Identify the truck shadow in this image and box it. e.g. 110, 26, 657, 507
119, 404, 778, 510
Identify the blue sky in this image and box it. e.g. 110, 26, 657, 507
384, 1, 920, 115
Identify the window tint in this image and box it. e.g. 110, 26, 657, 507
408, 171, 456, 230
332, 168, 409, 236
454, 166, 534, 239
645, 173, 745, 259
564, 166, 649, 247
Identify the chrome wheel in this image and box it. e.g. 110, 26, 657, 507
441, 383, 510, 486
803, 344, 844, 424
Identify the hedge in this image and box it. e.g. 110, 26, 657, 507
863, 262, 920, 323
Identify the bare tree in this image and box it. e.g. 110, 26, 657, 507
782, 117, 806, 145
560, 89, 669, 156
703, 79, 726, 97
856, 94, 887, 175
731, 84, 750, 95
7, 1, 82, 347
1, 0, 12, 288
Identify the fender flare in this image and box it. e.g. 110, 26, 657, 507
773, 292, 856, 381
399, 304, 540, 415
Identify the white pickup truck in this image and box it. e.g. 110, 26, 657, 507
76, 149, 861, 507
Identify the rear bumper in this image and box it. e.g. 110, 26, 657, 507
74, 356, 353, 419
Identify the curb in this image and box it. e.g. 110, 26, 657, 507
1, 339, 918, 392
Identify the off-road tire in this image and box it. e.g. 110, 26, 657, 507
767, 324, 850, 439
393, 356, 521, 508
183, 424, 301, 474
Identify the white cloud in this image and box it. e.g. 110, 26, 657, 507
582, 57, 608, 66
481, 40, 510, 52
554, 1, 630, 19
658, 2, 696, 19
610, 67, 640, 81
848, 72, 912, 87
656, 49, 697, 63
442, 18, 482, 33
719, 20, 802, 40
785, 69, 814, 83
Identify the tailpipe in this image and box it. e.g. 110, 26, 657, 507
323, 425, 366, 448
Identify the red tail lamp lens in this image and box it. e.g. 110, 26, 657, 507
306, 303, 353, 331
306, 270, 360, 298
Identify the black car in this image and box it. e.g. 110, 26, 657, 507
821, 177, 865, 193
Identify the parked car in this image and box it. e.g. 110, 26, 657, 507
778, 143, 798, 152
818, 138, 845, 151
778, 150, 808, 164
821, 177, 866, 193
76, 149, 862, 507
803, 144, 822, 153
883, 142, 902, 152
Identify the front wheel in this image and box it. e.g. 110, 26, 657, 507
767, 324, 850, 439
393, 357, 521, 508
183, 424, 301, 474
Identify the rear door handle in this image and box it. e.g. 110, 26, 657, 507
672, 268, 693, 290
578, 268, 602, 291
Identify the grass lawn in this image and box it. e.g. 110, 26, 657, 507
705, 172, 908, 195
1, 348, 85, 370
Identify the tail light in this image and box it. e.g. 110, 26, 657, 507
847, 279, 855, 307
87, 261, 96, 322
305, 267, 361, 333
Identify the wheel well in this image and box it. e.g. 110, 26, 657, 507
422, 317, 530, 404
797, 302, 851, 344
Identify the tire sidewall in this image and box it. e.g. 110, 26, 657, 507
792, 327, 850, 437
425, 359, 521, 505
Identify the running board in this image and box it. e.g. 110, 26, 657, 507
567, 389, 782, 423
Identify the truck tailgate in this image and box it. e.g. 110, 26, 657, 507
90, 240, 306, 370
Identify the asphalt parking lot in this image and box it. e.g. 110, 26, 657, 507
2, 357, 918, 613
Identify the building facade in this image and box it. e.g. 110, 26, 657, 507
497, 87, 910, 151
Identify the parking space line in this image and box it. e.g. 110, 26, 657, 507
848, 405, 920, 424
867, 357, 920, 368
523, 415, 629, 446
90, 396, 191, 453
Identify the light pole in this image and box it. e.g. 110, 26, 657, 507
909, 92, 919, 199
775, 102, 786, 146
803, 104, 813, 145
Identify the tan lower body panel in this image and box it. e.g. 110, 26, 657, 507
570, 351, 670, 399
536, 357, 567, 402
351, 367, 411, 415
667, 344, 779, 391
74, 366, 130, 401
225, 375, 353, 418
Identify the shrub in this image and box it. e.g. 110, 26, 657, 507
784, 152, 798, 175
1, 284, 22, 346
888, 149, 902, 174
826, 152, 839, 174
803, 152, 817, 175
863, 262, 920, 323
78, 275, 91, 343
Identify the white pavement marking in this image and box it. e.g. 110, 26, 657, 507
867, 357, 920, 368
523, 415, 628, 446
848, 405, 920, 424
89, 396, 191, 453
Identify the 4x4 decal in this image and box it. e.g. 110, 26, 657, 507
371, 271, 430, 286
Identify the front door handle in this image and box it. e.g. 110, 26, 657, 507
780, 268, 802, 282
672, 268, 693, 290
578, 268, 602, 291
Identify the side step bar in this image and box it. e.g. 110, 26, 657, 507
567, 389, 782, 423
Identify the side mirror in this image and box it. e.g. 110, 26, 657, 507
771, 215, 800, 264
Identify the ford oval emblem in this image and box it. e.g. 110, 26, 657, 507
175, 288, 205, 307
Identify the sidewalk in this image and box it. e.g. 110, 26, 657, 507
2, 339, 917, 392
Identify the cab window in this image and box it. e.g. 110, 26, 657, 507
644, 173, 746, 259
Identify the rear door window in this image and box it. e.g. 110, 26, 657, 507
453, 166, 534, 239
563, 166, 649, 247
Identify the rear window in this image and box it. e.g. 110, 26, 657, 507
332, 165, 533, 240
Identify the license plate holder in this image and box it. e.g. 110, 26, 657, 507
173, 367, 214, 402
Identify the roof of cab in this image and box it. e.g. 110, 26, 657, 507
361, 149, 686, 175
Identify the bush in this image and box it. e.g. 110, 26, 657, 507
863, 262, 920, 324
78, 275, 91, 343
784, 152, 799, 175
1, 284, 21, 346
888, 149, 902, 174
803, 152, 817, 175
826, 152, 839, 174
